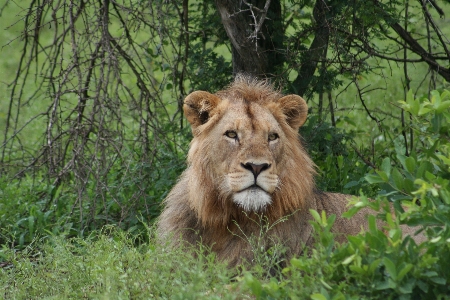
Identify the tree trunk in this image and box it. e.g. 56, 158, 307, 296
215, 0, 283, 77
293, 0, 330, 97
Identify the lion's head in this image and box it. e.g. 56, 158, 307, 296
182, 76, 316, 227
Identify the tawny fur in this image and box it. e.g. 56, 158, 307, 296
157, 76, 425, 267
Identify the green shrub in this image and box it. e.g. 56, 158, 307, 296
301, 115, 376, 196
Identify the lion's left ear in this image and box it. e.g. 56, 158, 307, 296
183, 91, 222, 129
277, 95, 308, 129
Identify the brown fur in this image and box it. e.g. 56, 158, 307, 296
157, 76, 424, 267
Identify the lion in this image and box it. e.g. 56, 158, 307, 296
157, 75, 425, 267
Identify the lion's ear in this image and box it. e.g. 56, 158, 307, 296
277, 95, 308, 129
183, 91, 222, 128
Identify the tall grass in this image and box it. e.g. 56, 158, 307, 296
1, 227, 235, 299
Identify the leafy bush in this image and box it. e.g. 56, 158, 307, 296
364, 89, 450, 236
301, 115, 376, 196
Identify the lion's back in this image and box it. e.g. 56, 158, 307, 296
314, 192, 373, 239
314, 192, 426, 245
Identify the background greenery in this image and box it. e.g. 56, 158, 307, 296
0, 0, 449, 298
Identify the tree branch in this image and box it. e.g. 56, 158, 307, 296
293, 0, 331, 96
372, 0, 450, 81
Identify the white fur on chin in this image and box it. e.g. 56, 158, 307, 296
232, 188, 272, 212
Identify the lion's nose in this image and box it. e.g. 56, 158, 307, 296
241, 162, 270, 179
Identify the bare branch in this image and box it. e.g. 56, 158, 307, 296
242, 0, 271, 49
354, 80, 381, 129
369, 0, 450, 81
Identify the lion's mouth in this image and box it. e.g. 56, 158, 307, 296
240, 183, 269, 193
244, 184, 263, 191
233, 186, 272, 211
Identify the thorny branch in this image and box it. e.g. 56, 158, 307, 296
0, 0, 193, 228
242, 0, 271, 50
354, 80, 381, 129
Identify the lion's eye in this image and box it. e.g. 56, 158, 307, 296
225, 130, 238, 139
268, 133, 279, 141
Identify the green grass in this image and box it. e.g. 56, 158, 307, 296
1, 204, 449, 299
1, 228, 236, 299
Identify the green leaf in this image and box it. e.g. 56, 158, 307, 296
431, 113, 443, 132
398, 278, 415, 294
425, 171, 436, 181
436, 100, 450, 113
398, 100, 410, 111
404, 157, 416, 174
437, 154, 450, 165
391, 168, 404, 190
429, 277, 446, 285
365, 174, 386, 184
441, 89, 450, 100
349, 265, 365, 274
321, 210, 328, 224
337, 155, 344, 169
406, 89, 414, 105
311, 294, 328, 300
325, 214, 336, 230
342, 207, 360, 218
375, 280, 393, 290
383, 257, 397, 280
369, 259, 382, 273
403, 178, 415, 193
418, 103, 432, 116
344, 181, 359, 188
381, 157, 391, 176
386, 212, 395, 228
28, 215, 35, 235
320, 279, 332, 290
368, 215, 377, 233
431, 90, 441, 106
376, 170, 389, 182
417, 280, 429, 293
405, 90, 419, 115
423, 271, 438, 277
440, 188, 450, 205
244, 273, 263, 297
397, 263, 413, 281
417, 161, 433, 178
310, 209, 321, 224
342, 254, 356, 265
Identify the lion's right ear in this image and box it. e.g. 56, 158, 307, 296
183, 91, 222, 128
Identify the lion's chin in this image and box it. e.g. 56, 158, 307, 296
232, 187, 272, 212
